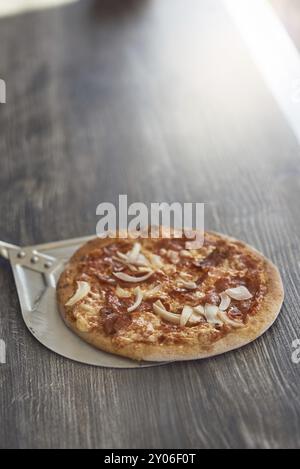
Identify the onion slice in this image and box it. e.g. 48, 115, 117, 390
178, 280, 197, 290
204, 303, 222, 325
218, 311, 244, 328
180, 305, 194, 327
153, 301, 201, 326
127, 242, 141, 263
136, 253, 150, 266
188, 314, 203, 324
127, 287, 143, 312
155, 300, 166, 310
149, 254, 164, 268
116, 251, 128, 261
153, 301, 181, 324
225, 286, 253, 301
193, 305, 205, 316
115, 248, 149, 267
219, 292, 231, 311
65, 281, 91, 306
113, 271, 154, 283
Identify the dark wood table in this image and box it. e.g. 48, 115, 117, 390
1, 0, 300, 449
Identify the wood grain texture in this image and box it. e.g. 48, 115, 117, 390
0, 0, 300, 449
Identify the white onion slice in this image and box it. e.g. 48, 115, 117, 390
136, 253, 150, 266
153, 301, 201, 326
116, 251, 128, 261
178, 280, 197, 290
180, 305, 194, 326
127, 242, 141, 263
113, 256, 127, 264
188, 314, 203, 324
65, 281, 91, 306
113, 271, 154, 283
219, 292, 231, 311
127, 287, 143, 312
115, 249, 149, 267
225, 286, 253, 301
127, 254, 149, 267
204, 303, 222, 325
153, 301, 181, 324
189, 305, 206, 324
218, 311, 244, 328
193, 305, 205, 316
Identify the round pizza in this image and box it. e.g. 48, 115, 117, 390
56, 229, 284, 362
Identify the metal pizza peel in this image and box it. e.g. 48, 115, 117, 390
0, 237, 168, 368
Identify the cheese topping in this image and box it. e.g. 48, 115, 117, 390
63, 232, 267, 344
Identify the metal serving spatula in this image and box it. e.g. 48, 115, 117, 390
0, 237, 165, 368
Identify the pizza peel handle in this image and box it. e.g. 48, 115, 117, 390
0, 240, 20, 259
0, 240, 59, 287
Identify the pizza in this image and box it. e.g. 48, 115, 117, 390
56, 229, 284, 362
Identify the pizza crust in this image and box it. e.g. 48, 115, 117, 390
57, 232, 284, 362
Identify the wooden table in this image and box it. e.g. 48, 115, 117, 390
0, 0, 300, 449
